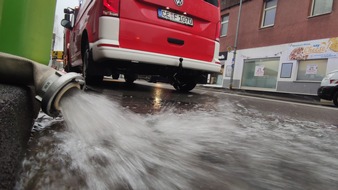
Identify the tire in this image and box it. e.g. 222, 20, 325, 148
173, 81, 196, 92
112, 73, 120, 79
124, 74, 137, 84
333, 91, 338, 107
82, 48, 103, 85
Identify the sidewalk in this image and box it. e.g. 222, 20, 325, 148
198, 84, 330, 106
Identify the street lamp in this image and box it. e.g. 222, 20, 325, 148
229, 0, 243, 90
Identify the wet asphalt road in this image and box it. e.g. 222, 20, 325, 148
16, 78, 338, 190
93, 79, 338, 126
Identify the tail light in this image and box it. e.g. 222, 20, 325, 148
103, 0, 120, 17
215, 21, 221, 41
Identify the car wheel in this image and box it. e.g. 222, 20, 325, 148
82, 47, 103, 85
333, 91, 338, 106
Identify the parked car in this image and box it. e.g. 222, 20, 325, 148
317, 70, 338, 106
61, 0, 221, 92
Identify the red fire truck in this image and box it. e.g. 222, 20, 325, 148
61, 0, 221, 92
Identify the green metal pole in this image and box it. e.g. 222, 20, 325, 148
0, 0, 56, 65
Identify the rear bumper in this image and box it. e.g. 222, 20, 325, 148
91, 39, 221, 73
317, 86, 335, 100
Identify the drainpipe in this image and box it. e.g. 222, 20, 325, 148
0, 52, 84, 117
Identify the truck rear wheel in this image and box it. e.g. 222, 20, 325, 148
124, 73, 137, 84
82, 49, 103, 85
173, 81, 196, 92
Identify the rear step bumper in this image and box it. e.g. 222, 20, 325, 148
91, 39, 221, 73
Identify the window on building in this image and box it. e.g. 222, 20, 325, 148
296, 59, 327, 81
220, 15, 229, 37
242, 58, 279, 89
261, 0, 278, 27
311, 0, 333, 16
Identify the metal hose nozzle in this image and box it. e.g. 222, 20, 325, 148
35, 71, 84, 117
0, 52, 84, 117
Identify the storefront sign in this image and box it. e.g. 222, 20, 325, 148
306, 64, 318, 75
219, 51, 228, 60
288, 37, 338, 60
254, 65, 265, 77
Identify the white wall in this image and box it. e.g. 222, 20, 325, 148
224, 39, 338, 86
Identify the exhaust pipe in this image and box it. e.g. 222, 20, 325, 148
0, 52, 84, 117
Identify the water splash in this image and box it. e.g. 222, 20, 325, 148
58, 90, 234, 189
16, 90, 338, 190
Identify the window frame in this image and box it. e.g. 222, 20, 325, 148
310, 0, 333, 17
280, 63, 293, 78
261, 0, 278, 28
241, 57, 280, 89
220, 15, 229, 37
296, 59, 327, 82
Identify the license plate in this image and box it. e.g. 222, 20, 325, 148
158, 9, 193, 26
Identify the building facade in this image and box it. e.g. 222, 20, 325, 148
219, 0, 338, 95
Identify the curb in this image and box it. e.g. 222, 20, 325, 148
197, 85, 323, 106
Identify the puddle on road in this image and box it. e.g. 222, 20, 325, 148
16, 90, 338, 190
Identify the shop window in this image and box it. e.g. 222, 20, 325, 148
296, 59, 327, 81
261, 0, 278, 27
220, 15, 229, 37
280, 63, 293, 78
311, 0, 333, 16
242, 58, 279, 89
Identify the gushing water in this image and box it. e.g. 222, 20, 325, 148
16, 90, 338, 190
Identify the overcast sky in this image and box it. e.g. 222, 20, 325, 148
53, 0, 79, 51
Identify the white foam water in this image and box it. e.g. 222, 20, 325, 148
16, 90, 338, 190
57, 90, 235, 190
